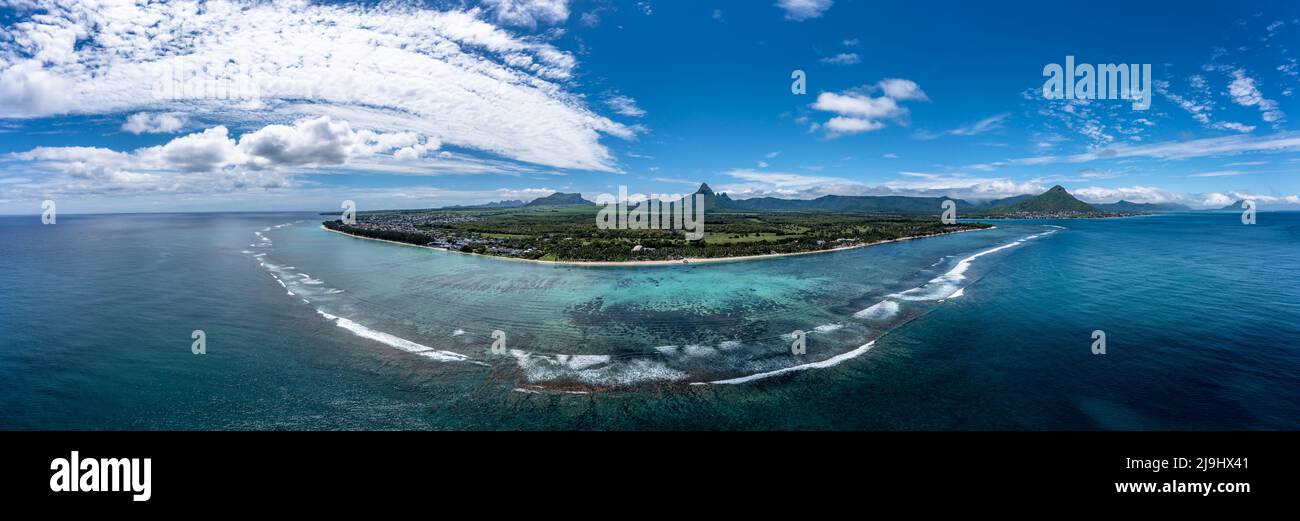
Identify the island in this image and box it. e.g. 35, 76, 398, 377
320, 184, 1139, 264
323, 184, 994, 264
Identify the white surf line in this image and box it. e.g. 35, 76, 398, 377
316, 310, 488, 366
697, 341, 876, 385
703, 226, 1061, 386
246, 222, 487, 368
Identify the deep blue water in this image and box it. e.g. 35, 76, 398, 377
1, 211, 1297, 429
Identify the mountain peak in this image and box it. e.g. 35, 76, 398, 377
990, 184, 1099, 214
696, 183, 715, 196
524, 192, 592, 207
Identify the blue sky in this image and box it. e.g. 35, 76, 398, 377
1, 0, 1299, 214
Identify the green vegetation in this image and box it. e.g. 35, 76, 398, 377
974, 185, 1140, 218
323, 205, 990, 263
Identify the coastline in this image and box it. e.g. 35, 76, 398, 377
320, 224, 995, 267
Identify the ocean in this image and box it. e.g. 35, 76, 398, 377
1, 211, 1297, 429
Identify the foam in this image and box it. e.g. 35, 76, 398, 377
510, 349, 686, 385
317, 310, 486, 365
889, 229, 1057, 302
854, 300, 900, 319
704, 341, 877, 385
813, 323, 844, 333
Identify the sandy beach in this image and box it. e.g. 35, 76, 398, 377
321, 225, 994, 267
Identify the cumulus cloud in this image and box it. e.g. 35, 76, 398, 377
5, 117, 450, 198
808, 79, 927, 137
122, 112, 187, 134
776, 0, 834, 21
875, 78, 929, 101
0, 0, 630, 172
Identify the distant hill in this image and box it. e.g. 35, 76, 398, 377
524, 192, 594, 207
989, 185, 1099, 214
1219, 199, 1248, 211
731, 192, 975, 214
1093, 200, 1191, 212
981, 193, 1035, 208
441, 199, 525, 210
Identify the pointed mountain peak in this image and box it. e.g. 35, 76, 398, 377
1047, 185, 1068, 193
696, 183, 715, 196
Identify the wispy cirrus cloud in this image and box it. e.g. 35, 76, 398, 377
0, 0, 632, 174
820, 53, 860, 65
917, 113, 1009, 140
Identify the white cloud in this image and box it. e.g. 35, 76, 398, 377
604, 94, 646, 117
918, 113, 1009, 139
718, 169, 1044, 201
122, 112, 187, 134
947, 113, 1008, 136
0, 1, 631, 172
875, 78, 929, 101
1071, 186, 1185, 205
820, 53, 860, 65
5, 117, 456, 198
1211, 121, 1256, 133
1011, 133, 1300, 165
808, 79, 927, 137
776, 0, 834, 21
1187, 170, 1245, 177
1229, 69, 1285, 123
812, 93, 903, 120
482, 0, 571, 28
1228, 71, 1265, 106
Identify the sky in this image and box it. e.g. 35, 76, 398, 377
1, 0, 1299, 214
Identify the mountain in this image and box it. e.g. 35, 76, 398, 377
989, 185, 1099, 214
524, 192, 594, 207
441, 199, 525, 210
981, 194, 1035, 208
693, 183, 738, 211
1093, 200, 1191, 212
730, 193, 976, 214
1218, 200, 1248, 211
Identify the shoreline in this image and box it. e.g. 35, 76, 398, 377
320, 225, 995, 267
